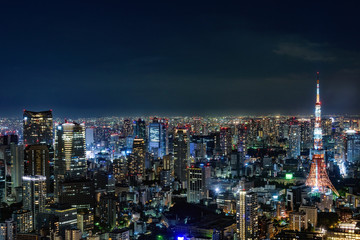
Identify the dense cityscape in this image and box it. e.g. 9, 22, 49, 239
0, 75, 359, 240
2, 1, 360, 240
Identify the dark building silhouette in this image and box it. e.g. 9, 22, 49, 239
25, 145, 51, 191
23, 110, 53, 146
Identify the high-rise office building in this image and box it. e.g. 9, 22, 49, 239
173, 128, 189, 185
134, 118, 147, 140
23, 110, 53, 146
94, 171, 115, 192
54, 122, 86, 199
122, 119, 133, 137
113, 157, 127, 183
237, 191, 258, 240
220, 127, 232, 156
58, 178, 94, 208
187, 165, 210, 203
65, 229, 82, 240
322, 118, 333, 136
85, 127, 95, 146
237, 124, 248, 157
128, 138, 145, 177
168, 131, 174, 155
193, 117, 202, 135
94, 127, 112, 145
163, 154, 174, 176
160, 169, 172, 187
189, 136, 208, 160
42, 204, 78, 239
289, 211, 308, 231
300, 120, 312, 151
9, 144, 24, 200
230, 151, 243, 178
289, 121, 301, 158
25, 145, 50, 192
22, 175, 46, 229
0, 219, 16, 240
98, 193, 118, 229
160, 119, 168, 157
77, 208, 94, 235
0, 141, 24, 202
0, 149, 5, 203
346, 130, 360, 163
149, 120, 161, 157
299, 205, 317, 227
12, 210, 33, 233
148, 118, 167, 158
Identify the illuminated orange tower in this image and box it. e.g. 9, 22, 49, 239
305, 72, 339, 196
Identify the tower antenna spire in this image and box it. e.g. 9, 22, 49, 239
306, 72, 339, 196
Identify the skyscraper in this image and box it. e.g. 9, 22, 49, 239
289, 211, 308, 231
25, 145, 50, 192
237, 191, 258, 240
149, 119, 161, 157
346, 130, 360, 163
0, 139, 24, 202
113, 157, 127, 184
23, 110, 53, 146
148, 117, 167, 158
220, 127, 232, 156
42, 204, 78, 238
173, 128, 189, 185
128, 138, 145, 177
237, 124, 248, 157
300, 120, 312, 151
98, 193, 118, 229
58, 178, 94, 207
187, 165, 210, 203
159, 119, 168, 157
85, 127, 95, 146
134, 118, 147, 140
299, 205, 317, 227
193, 117, 201, 135
288, 119, 301, 158
0, 150, 5, 203
122, 119, 133, 137
22, 175, 46, 229
306, 73, 339, 196
9, 144, 24, 199
230, 150, 242, 177
54, 122, 86, 199
163, 154, 174, 176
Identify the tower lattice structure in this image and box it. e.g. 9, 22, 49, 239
305, 72, 339, 196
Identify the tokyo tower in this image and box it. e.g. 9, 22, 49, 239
305, 72, 339, 196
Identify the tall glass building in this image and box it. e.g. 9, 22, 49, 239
23, 110, 53, 146
54, 122, 86, 199
22, 175, 46, 229
148, 118, 167, 158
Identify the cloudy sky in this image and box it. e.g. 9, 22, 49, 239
1, 1, 359, 117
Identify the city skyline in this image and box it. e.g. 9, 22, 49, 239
0, 80, 359, 239
1, 2, 360, 240
1, 1, 360, 117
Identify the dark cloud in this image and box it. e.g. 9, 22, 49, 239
274, 41, 336, 62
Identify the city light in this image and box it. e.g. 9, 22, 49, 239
285, 173, 293, 180
0, 3, 356, 239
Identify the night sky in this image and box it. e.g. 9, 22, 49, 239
1, 1, 360, 117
